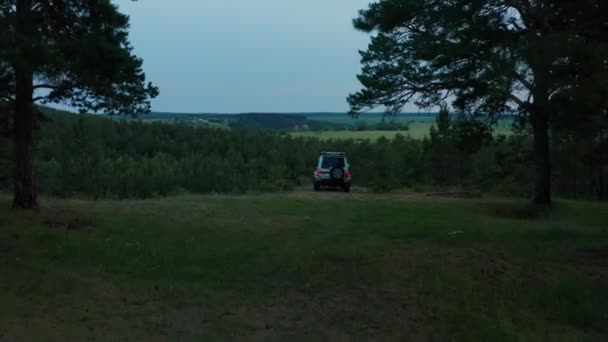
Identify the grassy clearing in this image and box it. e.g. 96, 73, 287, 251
1, 192, 607, 340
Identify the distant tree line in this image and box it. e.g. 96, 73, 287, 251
0, 108, 605, 200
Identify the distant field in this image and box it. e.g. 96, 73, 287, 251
140, 111, 438, 131
292, 122, 513, 141
135, 111, 515, 139
308, 113, 436, 126
291, 124, 431, 141
291, 130, 413, 141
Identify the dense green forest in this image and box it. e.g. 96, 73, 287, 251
1, 106, 606, 200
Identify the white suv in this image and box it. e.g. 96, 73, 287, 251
314, 152, 351, 192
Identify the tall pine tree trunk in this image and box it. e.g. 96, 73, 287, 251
531, 111, 552, 205
13, 0, 37, 209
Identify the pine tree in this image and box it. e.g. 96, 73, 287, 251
348, 0, 608, 205
1, 0, 158, 208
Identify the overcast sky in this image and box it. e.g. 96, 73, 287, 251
113, 0, 375, 113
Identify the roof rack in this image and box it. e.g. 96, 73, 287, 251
321, 151, 346, 155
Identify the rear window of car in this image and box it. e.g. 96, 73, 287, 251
321, 157, 345, 169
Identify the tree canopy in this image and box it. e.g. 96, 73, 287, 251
1, 0, 158, 114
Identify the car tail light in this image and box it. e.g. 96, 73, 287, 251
317, 169, 322, 174
345, 170, 350, 176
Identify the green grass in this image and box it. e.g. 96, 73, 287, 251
1, 193, 607, 340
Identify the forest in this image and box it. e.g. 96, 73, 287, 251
1, 106, 606, 200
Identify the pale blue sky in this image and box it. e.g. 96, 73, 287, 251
114, 0, 375, 113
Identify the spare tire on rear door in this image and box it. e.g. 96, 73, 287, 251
330, 166, 345, 181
